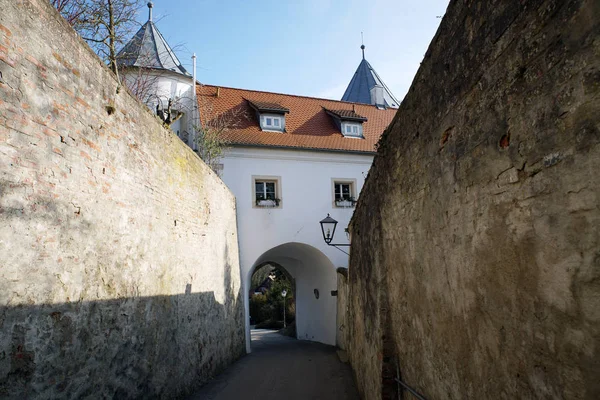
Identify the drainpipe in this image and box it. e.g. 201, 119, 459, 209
192, 53, 198, 151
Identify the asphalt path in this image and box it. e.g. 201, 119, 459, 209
188, 329, 360, 400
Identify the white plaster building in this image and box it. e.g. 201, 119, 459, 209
196, 85, 397, 352
118, 2, 399, 353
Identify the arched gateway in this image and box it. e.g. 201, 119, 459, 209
245, 243, 337, 351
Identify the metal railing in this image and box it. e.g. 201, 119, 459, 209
394, 378, 428, 400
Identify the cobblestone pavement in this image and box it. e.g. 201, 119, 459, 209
188, 329, 360, 400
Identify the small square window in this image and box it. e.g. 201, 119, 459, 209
335, 183, 352, 201
253, 176, 282, 208
333, 180, 356, 207
255, 181, 276, 201
342, 122, 362, 138
260, 114, 285, 132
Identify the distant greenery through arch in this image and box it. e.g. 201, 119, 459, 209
249, 264, 295, 334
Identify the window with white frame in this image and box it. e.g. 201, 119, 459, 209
260, 114, 285, 132
253, 176, 282, 208
333, 180, 356, 207
342, 122, 363, 138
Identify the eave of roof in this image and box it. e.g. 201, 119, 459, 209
227, 142, 378, 155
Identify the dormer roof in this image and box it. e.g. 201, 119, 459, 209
324, 109, 368, 122
247, 100, 290, 114
341, 47, 399, 108
116, 3, 190, 77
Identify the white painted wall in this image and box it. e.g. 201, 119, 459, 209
220, 146, 374, 352
122, 69, 198, 149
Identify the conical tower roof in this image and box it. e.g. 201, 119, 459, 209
341, 46, 399, 108
117, 2, 190, 76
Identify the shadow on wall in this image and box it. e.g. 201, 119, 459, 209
0, 290, 245, 399
0, 148, 244, 399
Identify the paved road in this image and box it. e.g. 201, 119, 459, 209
188, 329, 359, 400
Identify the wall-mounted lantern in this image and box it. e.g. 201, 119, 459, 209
319, 214, 350, 254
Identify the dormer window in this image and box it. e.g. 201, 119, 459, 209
247, 99, 290, 133
342, 122, 362, 138
324, 108, 367, 138
260, 114, 285, 132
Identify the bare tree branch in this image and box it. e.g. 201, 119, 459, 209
50, 0, 144, 73
196, 86, 249, 174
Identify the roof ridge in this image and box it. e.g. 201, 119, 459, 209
147, 22, 161, 68
197, 83, 396, 110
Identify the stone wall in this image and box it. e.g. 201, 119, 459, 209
336, 268, 349, 350
0, 0, 244, 398
348, 0, 600, 399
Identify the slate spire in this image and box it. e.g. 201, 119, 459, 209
116, 2, 190, 76
341, 44, 399, 108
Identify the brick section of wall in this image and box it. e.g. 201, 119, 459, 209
0, 0, 244, 398
348, 0, 600, 399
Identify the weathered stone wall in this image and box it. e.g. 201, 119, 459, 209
0, 0, 244, 398
348, 0, 600, 399
336, 269, 349, 350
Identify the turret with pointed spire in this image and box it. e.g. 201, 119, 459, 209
117, 1, 190, 76
341, 42, 399, 109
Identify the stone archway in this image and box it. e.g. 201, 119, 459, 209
244, 242, 337, 352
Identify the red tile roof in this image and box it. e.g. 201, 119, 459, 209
197, 85, 397, 153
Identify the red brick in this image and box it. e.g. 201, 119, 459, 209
59, 86, 75, 98
0, 24, 12, 38
75, 97, 90, 109
80, 150, 92, 160
43, 127, 58, 138
17, 158, 38, 169
0, 44, 15, 67
82, 137, 100, 152
26, 55, 46, 72
52, 101, 67, 112
52, 52, 64, 64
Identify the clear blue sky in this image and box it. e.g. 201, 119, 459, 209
145, 0, 449, 102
